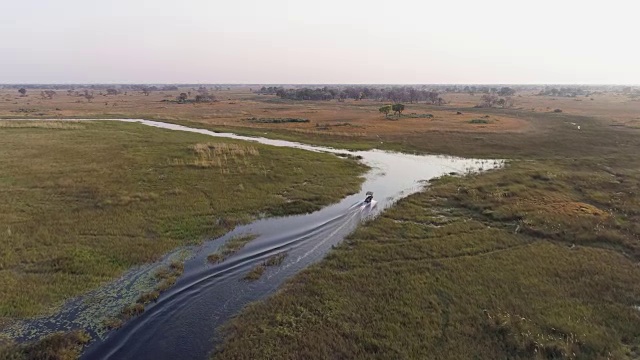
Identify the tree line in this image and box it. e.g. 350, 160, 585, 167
537, 87, 591, 97
256, 86, 446, 104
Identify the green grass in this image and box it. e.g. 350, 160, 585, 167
0, 120, 366, 325
243, 252, 288, 281
263, 252, 287, 267
207, 234, 258, 264
213, 109, 640, 359
243, 265, 265, 281
0, 330, 90, 360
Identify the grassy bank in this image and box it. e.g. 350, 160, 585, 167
213, 108, 640, 359
0, 120, 366, 331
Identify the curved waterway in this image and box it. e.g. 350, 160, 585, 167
6, 119, 503, 359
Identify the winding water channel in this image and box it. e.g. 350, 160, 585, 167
5, 119, 503, 359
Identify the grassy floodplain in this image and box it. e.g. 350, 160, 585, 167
0, 120, 367, 356
213, 104, 640, 358
1, 89, 640, 358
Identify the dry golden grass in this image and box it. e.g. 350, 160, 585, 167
0, 88, 529, 137
4, 88, 639, 157
3, 87, 640, 135
170, 142, 260, 169
446, 92, 640, 127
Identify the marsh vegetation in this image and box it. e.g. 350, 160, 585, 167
207, 234, 258, 264
243, 252, 288, 281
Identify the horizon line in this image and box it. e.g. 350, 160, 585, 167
1, 83, 639, 87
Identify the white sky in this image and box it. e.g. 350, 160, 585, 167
1, 0, 638, 84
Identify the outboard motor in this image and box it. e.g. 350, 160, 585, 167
364, 191, 374, 204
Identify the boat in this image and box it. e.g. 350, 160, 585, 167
364, 191, 374, 204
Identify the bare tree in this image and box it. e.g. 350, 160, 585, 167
480, 94, 498, 108
427, 91, 440, 104
409, 89, 419, 103
498, 87, 516, 96
195, 94, 215, 103
41, 90, 57, 99
83, 90, 94, 102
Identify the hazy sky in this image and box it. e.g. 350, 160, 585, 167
1, 0, 638, 84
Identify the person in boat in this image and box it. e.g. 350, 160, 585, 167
364, 191, 374, 204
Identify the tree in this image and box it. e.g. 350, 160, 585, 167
427, 91, 439, 104
197, 86, 209, 96
480, 94, 498, 108
409, 89, 419, 103
177, 93, 188, 103
40, 90, 56, 99
502, 97, 514, 108
392, 103, 405, 116
106, 88, 119, 95
195, 94, 215, 103
498, 87, 516, 96
379, 105, 392, 118
18, 88, 26, 96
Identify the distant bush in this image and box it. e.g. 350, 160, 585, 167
477, 94, 514, 108
246, 117, 309, 124
402, 113, 433, 119
538, 87, 589, 97
553, 109, 563, 113
469, 119, 489, 124
392, 103, 405, 116
195, 95, 215, 103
